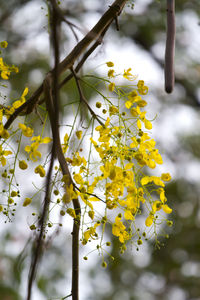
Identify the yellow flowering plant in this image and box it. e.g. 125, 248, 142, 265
0, 45, 172, 255
0, 1, 177, 298
66, 62, 173, 257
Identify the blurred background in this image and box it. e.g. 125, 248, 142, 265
0, 0, 200, 299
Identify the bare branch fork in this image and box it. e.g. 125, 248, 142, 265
4, 0, 128, 130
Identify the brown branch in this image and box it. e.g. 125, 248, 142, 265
27, 77, 56, 300
4, 0, 127, 130
59, 25, 109, 89
49, 0, 81, 42
42, 13, 81, 300
47, 93, 81, 300
27, 145, 54, 300
45, 75, 81, 299
57, 0, 126, 75
27, 2, 61, 298
46, 82, 81, 299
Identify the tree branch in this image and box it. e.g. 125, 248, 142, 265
27, 2, 60, 298
4, 0, 128, 130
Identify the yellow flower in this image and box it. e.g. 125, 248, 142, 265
130, 107, 139, 117
82, 223, 100, 244
124, 209, 134, 220
12, 87, 28, 110
76, 130, 82, 140
62, 184, 78, 204
123, 68, 136, 80
108, 82, 115, 92
145, 215, 154, 227
139, 111, 152, 130
25, 144, 42, 161
0, 56, 18, 80
137, 119, 142, 129
144, 119, 152, 130
125, 100, 133, 109
0, 41, 8, 48
112, 216, 130, 243
19, 160, 28, 170
161, 173, 171, 182
109, 105, 118, 116
137, 80, 148, 95
141, 176, 165, 187
88, 210, 95, 219
130, 136, 138, 148
73, 173, 84, 185
137, 99, 147, 107
0, 145, 12, 166
162, 204, 172, 214
18, 123, 33, 137
62, 133, 69, 153
25, 135, 52, 161
34, 165, 45, 177
70, 152, 87, 167
31, 136, 52, 144
66, 208, 76, 218
0, 57, 10, 79
152, 200, 162, 212
23, 198, 32, 207
106, 61, 114, 67
108, 69, 115, 77
0, 119, 10, 139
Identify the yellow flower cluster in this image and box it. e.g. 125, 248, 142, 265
0, 144, 12, 166
0, 51, 172, 257
63, 63, 173, 250
25, 135, 52, 161
0, 41, 18, 80
0, 109, 10, 139
0, 42, 53, 222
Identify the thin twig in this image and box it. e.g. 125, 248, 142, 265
71, 68, 104, 126
74, 185, 105, 203
50, 0, 81, 42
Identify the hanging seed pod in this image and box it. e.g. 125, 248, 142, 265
165, 0, 176, 93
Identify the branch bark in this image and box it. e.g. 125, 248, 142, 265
4, 0, 128, 130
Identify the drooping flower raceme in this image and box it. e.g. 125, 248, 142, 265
61, 63, 173, 254
0, 48, 172, 261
